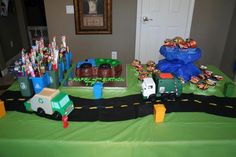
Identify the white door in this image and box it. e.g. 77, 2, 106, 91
135, 0, 195, 63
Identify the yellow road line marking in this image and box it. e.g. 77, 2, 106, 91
194, 100, 202, 103
167, 99, 175, 102
133, 102, 140, 105
18, 98, 26, 101
105, 106, 114, 109
6, 98, 14, 101
156, 100, 161, 102
121, 105, 128, 108
145, 101, 151, 104
89, 106, 98, 110
225, 105, 234, 109
181, 99, 188, 102
209, 103, 217, 106
74, 106, 83, 109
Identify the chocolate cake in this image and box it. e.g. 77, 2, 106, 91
75, 58, 122, 78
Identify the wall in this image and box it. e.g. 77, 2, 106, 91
15, 0, 30, 50
220, 3, 236, 79
0, 0, 23, 67
0, 44, 5, 70
44, 0, 235, 70
190, 0, 236, 68
44, 0, 137, 64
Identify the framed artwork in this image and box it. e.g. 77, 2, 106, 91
0, 0, 9, 16
74, 0, 112, 34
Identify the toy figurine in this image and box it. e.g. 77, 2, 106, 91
62, 116, 69, 128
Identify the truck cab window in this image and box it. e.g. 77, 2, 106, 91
148, 85, 153, 89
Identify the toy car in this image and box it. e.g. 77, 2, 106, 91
197, 81, 209, 90
205, 79, 216, 86
204, 70, 213, 77
213, 75, 224, 81
190, 76, 200, 84
199, 65, 207, 71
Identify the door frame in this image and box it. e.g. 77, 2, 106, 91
135, 0, 195, 60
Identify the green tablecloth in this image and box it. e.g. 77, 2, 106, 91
1, 65, 236, 157
1, 112, 236, 157
8, 65, 236, 98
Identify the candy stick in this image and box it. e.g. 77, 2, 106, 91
40, 37, 44, 48
35, 40, 39, 53
53, 49, 59, 71
28, 63, 35, 77
37, 65, 41, 77
66, 46, 69, 53
30, 49, 36, 65
21, 48, 25, 64
62, 36, 66, 48
48, 62, 52, 71
21, 65, 24, 77
52, 36, 56, 50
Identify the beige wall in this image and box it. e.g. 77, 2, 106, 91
220, 3, 236, 78
44, 0, 137, 64
190, 0, 235, 68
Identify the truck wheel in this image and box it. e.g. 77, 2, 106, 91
149, 94, 156, 103
37, 108, 45, 117
52, 111, 62, 120
161, 93, 168, 102
169, 93, 176, 100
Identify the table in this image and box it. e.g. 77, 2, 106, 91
1, 65, 236, 157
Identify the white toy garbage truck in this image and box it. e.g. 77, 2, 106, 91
24, 88, 74, 119
141, 73, 182, 101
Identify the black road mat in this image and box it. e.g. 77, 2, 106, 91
1, 91, 236, 121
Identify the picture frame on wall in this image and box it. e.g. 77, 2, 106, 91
0, 0, 9, 16
74, 0, 112, 34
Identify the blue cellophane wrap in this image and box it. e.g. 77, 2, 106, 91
157, 46, 202, 82
156, 60, 201, 82
160, 46, 201, 64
